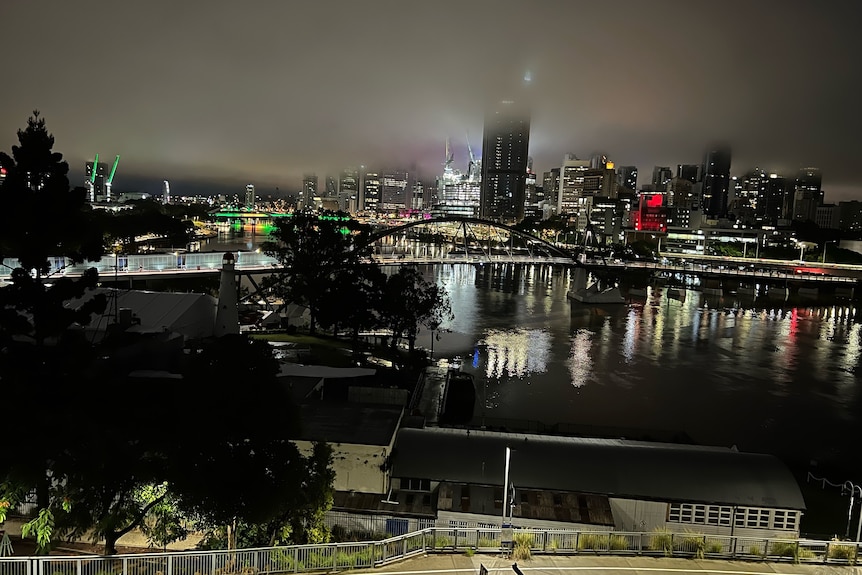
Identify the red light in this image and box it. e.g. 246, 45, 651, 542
646, 195, 663, 208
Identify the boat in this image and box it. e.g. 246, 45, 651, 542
439, 369, 476, 425
567, 283, 626, 304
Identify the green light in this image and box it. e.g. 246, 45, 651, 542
90, 153, 99, 183
107, 155, 120, 184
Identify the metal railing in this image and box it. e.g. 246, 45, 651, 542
1, 528, 859, 575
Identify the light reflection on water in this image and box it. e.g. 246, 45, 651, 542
423, 262, 862, 474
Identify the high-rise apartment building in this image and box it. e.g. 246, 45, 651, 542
301, 174, 318, 210
792, 167, 823, 222
380, 170, 409, 212
652, 166, 673, 190
557, 155, 590, 215
480, 92, 531, 223
701, 145, 732, 218
162, 180, 171, 205
339, 168, 359, 213
362, 170, 380, 213
245, 184, 255, 210
615, 165, 638, 192
542, 168, 560, 207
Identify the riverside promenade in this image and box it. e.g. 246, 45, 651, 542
351, 552, 861, 575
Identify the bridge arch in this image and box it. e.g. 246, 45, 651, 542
362, 216, 576, 261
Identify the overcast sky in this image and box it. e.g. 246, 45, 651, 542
2, 0, 860, 202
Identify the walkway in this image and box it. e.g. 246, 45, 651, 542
351, 552, 861, 575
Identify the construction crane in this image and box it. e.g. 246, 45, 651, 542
105, 155, 120, 201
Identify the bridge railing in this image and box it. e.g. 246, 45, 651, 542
1, 528, 859, 575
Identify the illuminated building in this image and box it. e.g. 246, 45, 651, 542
792, 167, 822, 222
557, 155, 590, 215
631, 193, 667, 233
432, 138, 481, 218
480, 89, 531, 223
701, 145, 732, 218
85, 154, 119, 203
339, 168, 359, 213
542, 168, 560, 207
162, 180, 171, 205
616, 165, 638, 192
362, 170, 380, 213
301, 173, 318, 211
245, 184, 255, 210
380, 170, 409, 213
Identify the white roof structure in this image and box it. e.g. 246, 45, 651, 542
72, 288, 218, 340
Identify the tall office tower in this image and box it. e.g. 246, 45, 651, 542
380, 170, 409, 212
615, 165, 638, 192
738, 168, 768, 212
761, 173, 788, 224
338, 168, 359, 213
480, 91, 531, 223
362, 170, 380, 213
677, 164, 701, 184
411, 180, 424, 210
85, 159, 108, 202
301, 173, 318, 210
652, 166, 673, 189
325, 175, 338, 199
245, 184, 255, 210
557, 155, 590, 215
589, 153, 608, 169
839, 200, 862, 232
162, 180, 171, 205
542, 168, 560, 206
668, 177, 693, 208
524, 165, 539, 218
701, 145, 732, 218
792, 167, 823, 222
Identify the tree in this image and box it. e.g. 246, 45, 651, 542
0, 111, 108, 529
378, 266, 453, 352
262, 210, 373, 335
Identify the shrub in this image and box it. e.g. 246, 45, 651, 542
608, 535, 629, 551
828, 543, 858, 562
648, 528, 673, 556
512, 543, 531, 561
464, 547, 475, 557
678, 532, 706, 559
578, 532, 603, 550
547, 537, 559, 552
478, 537, 495, 548
767, 540, 812, 563
706, 541, 724, 554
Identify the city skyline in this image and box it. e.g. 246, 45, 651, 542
2, 0, 860, 201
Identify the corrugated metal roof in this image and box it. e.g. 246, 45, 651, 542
391, 428, 805, 510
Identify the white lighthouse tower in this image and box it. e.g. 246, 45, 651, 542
214, 252, 240, 336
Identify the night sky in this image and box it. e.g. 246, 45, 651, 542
2, 0, 860, 202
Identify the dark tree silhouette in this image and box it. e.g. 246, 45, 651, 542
262, 210, 373, 335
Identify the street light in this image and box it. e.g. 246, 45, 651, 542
844, 481, 862, 542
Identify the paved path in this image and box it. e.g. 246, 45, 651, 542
347, 552, 861, 575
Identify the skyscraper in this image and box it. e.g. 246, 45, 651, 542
792, 167, 823, 222
480, 91, 531, 223
701, 145, 732, 218
162, 180, 171, 205
301, 174, 318, 210
677, 164, 701, 184
245, 184, 256, 210
615, 165, 638, 192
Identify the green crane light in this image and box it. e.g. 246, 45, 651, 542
108, 155, 120, 184
90, 153, 99, 183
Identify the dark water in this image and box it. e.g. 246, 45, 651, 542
421, 262, 862, 478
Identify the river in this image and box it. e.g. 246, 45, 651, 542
421, 262, 862, 480
201, 230, 861, 479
